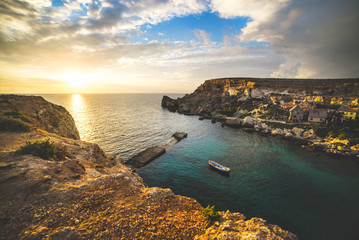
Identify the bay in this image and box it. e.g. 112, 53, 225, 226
41, 93, 359, 240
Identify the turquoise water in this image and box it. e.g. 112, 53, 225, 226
41, 94, 359, 240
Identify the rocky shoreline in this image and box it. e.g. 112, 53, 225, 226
0, 95, 297, 239
162, 78, 359, 160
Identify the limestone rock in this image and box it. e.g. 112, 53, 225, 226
195, 212, 298, 240
350, 144, 359, 153
0, 95, 80, 140
225, 118, 243, 128
303, 129, 316, 140
242, 116, 254, 128
172, 132, 188, 141
271, 128, 284, 136
292, 127, 304, 138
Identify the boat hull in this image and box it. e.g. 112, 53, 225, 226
208, 160, 230, 174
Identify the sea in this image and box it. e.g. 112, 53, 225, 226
40, 93, 359, 240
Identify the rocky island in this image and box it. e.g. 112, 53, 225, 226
162, 78, 359, 159
0, 95, 297, 239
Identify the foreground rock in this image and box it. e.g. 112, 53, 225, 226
196, 211, 298, 240
172, 132, 188, 141
126, 146, 166, 168
0, 95, 298, 239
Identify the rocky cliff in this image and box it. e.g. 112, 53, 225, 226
0, 95, 297, 240
162, 77, 359, 117
0, 95, 80, 140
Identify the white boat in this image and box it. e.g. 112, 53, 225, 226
208, 160, 230, 173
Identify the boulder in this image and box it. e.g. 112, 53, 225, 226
225, 118, 243, 128
242, 116, 254, 128
172, 132, 188, 142
271, 128, 284, 136
350, 144, 359, 153
233, 109, 247, 118
292, 127, 304, 138
302, 129, 316, 140
285, 133, 293, 138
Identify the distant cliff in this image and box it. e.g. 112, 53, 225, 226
0, 95, 297, 239
162, 77, 359, 116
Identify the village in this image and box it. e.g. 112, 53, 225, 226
224, 94, 359, 159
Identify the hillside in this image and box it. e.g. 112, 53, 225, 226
0, 95, 297, 240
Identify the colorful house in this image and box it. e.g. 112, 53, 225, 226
308, 109, 327, 123
299, 100, 315, 112
338, 105, 359, 120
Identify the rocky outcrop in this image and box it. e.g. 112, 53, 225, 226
196, 211, 298, 240
0, 94, 80, 140
0, 95, 298, 239
172, 132, 188, 141
162, 78, 359, 116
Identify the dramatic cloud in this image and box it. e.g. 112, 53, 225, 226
0, 0, 358, 93
211, 0, 359, 78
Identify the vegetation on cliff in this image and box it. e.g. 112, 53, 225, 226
16, 139, 56, 160
0, 117, 30, 132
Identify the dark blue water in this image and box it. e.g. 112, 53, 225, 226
41, 94, 359, 240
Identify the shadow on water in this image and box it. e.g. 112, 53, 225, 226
208, 166, 230, 177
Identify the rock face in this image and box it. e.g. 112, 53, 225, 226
161, 78, 359, 116
0, 94, 80, 140
196, 211, 298, 240
0, 95, 298, 240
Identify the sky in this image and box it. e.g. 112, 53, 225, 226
0, 0, 358, 93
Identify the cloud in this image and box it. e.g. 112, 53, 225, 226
211, 0, 359, 78
193, 29, 211, 45
1, 0, 358, 94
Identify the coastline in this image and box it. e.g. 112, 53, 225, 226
0, 94, 298, 239
161, 78, 359, 160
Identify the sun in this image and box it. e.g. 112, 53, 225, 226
59, 72, 92, 89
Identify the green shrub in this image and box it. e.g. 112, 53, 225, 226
200, 205, 220, 222
16, 139, 56, 160
0, 117, 30, 132
4, 111, 31, 123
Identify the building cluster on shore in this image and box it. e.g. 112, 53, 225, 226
162, 78, 359, 159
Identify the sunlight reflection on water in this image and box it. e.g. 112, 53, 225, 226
70, 94, 89, 140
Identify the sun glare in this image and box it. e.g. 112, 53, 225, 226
58, 72, 92, 89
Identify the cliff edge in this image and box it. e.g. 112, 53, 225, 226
0, 94, 297, 240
